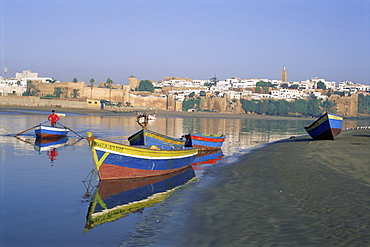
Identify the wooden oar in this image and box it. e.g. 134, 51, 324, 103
57, 122, 85, 138
14, 121, 49, 137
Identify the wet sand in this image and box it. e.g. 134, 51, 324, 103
180, 129, 370, 246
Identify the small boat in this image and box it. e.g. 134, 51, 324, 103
86, 132, 198, 180
34, 137, 69, 152
148, 110, 158, 120
148, 114, 156, 120
35, 124, 69, 139
128, 128, 188, 147
304, 112, 343, 140
84, 167, 196, 231
184, 134, 226, 150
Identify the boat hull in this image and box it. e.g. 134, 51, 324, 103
87, 132, 198, 180
35, 125, 69, 139
304, 112, 343, 140
186, 134, 226, 150
128, 129, 185, 146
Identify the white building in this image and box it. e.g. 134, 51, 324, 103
0, 77, 25, 96
14, 70, 55, 87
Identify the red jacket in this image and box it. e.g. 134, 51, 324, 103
48, 113, 60, 124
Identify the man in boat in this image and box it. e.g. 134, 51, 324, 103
47, 110, 60, 127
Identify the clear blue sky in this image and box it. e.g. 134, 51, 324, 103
1, 0, 369, 85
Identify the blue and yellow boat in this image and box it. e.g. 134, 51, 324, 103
86, 132, 198, 180
304, 112, 343, 140
128, 128, 188, 147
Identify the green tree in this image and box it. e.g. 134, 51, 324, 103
321, 100, 336, 113
54, 87, 63, 98
210, 76, 218, 85
138, 80, 154, 92
307, 99, 321, 117
241, 99, 258, 113
256, 81, 272, 94
90, 78, 95, 98
182, 97, 201, 111
358, 94, 370, 114
188, 92, 195, 98
73, 78, 78, 83
106, 78, 114, 100
317, 81, 327, 90
106, 78, 113, 88
46, 78, 56, 83
26, 81, 40, 96
71, 89, 80, 98
241, 98, 325, 117
289, 84, 299, 89
199, 91, 206, 97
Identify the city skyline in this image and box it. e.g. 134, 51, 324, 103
1, 0, 369, 85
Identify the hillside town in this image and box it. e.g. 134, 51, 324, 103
0, 68, 369, 118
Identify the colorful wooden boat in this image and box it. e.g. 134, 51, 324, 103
184, 133, 226, 150
84, 167, 195, 231
34, 137, 69, 152
128, 128, 188, 147
304, 112, 343, 140
86, 132, 198, 180
35, 124, 69, 139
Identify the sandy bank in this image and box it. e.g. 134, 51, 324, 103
182, 129, 370, 246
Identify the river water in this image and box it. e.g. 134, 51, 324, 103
0, 109, 369, 246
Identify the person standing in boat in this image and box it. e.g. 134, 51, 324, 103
48, 110, 60, 127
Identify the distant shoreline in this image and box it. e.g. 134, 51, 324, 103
0, 105, 313, 121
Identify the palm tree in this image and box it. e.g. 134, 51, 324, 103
26, 81, 40, 96
90, 78, 95, 98
71, 89, 80, 98
54, 87, 63, 98
106, 78, 113, 101
31, 87, 40, 96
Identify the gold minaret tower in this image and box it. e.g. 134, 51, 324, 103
281, 66, 287, 83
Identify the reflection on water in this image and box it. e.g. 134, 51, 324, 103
84, 167, 196, 232
13, 135, 83, 164
191, 150, 225, 177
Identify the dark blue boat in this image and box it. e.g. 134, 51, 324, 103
304, 112, 343, 140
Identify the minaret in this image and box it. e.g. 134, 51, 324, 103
281, 66, 287, 83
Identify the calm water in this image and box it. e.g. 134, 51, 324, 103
0, 110, 369, 246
